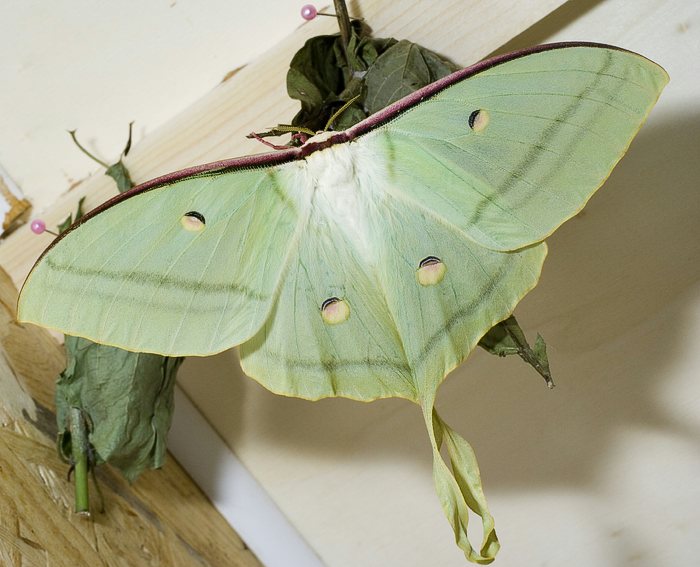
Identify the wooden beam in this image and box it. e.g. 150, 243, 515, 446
0, 0, 569, 289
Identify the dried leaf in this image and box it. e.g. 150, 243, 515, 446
365, 40, 458, 113
56, 337, 183, 481
478, 316, 554, 387
57, 196, 86, 234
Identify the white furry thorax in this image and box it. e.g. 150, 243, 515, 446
292, 138, 388, 265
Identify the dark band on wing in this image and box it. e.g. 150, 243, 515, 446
261, 258, 529, 376
45, 257, 269, 302
468, 50, 614, 225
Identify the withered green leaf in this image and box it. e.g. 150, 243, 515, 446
478, 316, 554, 387
364, 39, 458, 113
56, 337, 183, 481
57, 196, 86, 234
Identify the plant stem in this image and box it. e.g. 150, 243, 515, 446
334, 0, 352, 62
69, 407, 91, 516
68, 130, 109, 168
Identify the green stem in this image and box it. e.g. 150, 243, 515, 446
69, 407, 91, 516
333, 0, 352, 65
324, 94, 361, 131
68, 130, 109, 168
122, 121, 134, 156
266, 124, 316, 136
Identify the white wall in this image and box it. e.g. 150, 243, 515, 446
0, 0, 301, 212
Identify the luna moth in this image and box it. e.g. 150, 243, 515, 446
18, 43, 667, 563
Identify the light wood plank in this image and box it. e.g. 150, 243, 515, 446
0, 266, 261, 567
0, 0, 568, 289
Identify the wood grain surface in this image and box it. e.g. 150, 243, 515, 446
0, 266, 261, 567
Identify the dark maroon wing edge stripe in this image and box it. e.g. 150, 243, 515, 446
344, 41, 643, 138
31, 41, 643, 263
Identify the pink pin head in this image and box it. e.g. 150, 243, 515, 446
300, 4, 318, 20
30, 218, 58, 237
30, 219, 47, 234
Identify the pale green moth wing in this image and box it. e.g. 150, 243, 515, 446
357, 44, 669, 251
18, 44, 667, 361
17, 43, 667, 564
19, 161, 302, 355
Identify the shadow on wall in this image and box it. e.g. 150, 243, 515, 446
493, 0, 610, 57
443, 106, 700, 480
